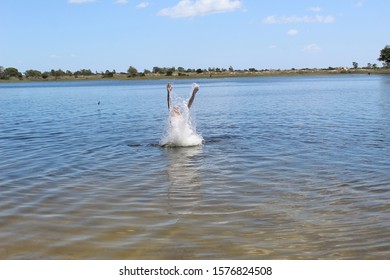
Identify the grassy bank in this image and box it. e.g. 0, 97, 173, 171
1, 68, 389, 83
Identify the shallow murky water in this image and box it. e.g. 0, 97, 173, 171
0, 75, 389, 259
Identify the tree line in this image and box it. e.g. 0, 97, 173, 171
0, 65, 239, 80
0, 67, 96, 80
1, 45, 389, 80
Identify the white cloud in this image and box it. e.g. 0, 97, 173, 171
268, 45, 277, 49
263, 15, 334, 24
355, 1, 364, 7
68, 0, 95, 4
136, 2, 149, 8
115, 0, 128, 4
158, 0, 242, 18
308, 6, 322, 12
287, 29, 299, 36
303, 43, 322, 53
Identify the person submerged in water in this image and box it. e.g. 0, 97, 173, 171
167, 82, 199, 116
160, 82, 203, 147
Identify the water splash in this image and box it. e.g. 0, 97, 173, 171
160, 83, 203, 147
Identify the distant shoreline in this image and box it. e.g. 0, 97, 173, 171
1, 68, 389, 83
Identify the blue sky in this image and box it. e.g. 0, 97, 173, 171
1, 0, 389, 72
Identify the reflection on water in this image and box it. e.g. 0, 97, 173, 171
0, 76, 389, 259
166, 147, 203, 216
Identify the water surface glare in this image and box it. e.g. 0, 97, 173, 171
0, 75, 389, 259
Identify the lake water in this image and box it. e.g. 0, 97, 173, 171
0, 75, 389, 259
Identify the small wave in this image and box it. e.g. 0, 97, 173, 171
203, 134, 236, 143
127, 143, 143, 147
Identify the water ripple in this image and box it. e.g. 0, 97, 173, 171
1, 76, 389, 259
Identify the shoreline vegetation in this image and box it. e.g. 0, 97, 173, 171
1, 66, 390, 83
2, 45, 389, 83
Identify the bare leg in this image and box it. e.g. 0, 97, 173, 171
167, 83, 172, 110
187, 84, 199, 109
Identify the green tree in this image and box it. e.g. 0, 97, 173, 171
165, 67, 175, 76
166, 68, 174, 76
42, 72, 50, 79
352, 62, 358, 69
0, 66, 4, 79
153, 66, 170, 74
50, 69, 65, 79
75, 69, 93, 76
127, 66, 138, 77
24, 69, 42, 78
4, 67, 22, 78
378, 45, 390, 68
102, 70, 114, 78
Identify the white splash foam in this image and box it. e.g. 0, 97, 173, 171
160, 84, 203, 147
